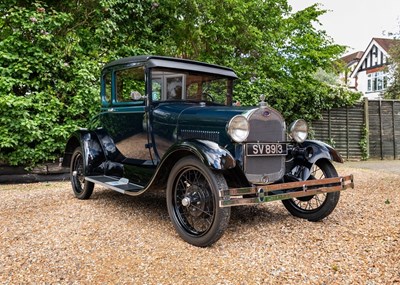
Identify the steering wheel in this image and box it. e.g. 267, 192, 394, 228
203, 93, 214, 102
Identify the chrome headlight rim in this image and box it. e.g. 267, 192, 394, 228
227, 115, 250, 143
289, 119, 308, 143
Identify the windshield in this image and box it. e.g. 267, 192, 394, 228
150, 68, 233, 105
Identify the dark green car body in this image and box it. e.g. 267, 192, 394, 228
63, 56, 354, 247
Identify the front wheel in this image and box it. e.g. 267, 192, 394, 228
166, 156, 231, 247
70, 146, 94, 199
282, 159, 340, 221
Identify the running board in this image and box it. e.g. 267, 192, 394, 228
85, 175, 144, 195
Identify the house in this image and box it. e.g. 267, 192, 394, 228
339, 50, 364, 88
343, 38, 398, 99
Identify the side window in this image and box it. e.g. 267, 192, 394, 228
166, 75, 184, 100
102, 72, 112, 104
150, 69, 186, 101
152, 79, 162, 101
115, 66, 145, 103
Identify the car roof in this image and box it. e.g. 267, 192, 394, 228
103, 55, 238, 79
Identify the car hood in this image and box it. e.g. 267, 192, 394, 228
153, 102, 254, 128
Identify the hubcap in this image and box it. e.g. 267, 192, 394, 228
173, 168, 215, 235
182, 197, 191, 207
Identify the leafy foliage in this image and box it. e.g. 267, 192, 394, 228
0, 0, 360, 166
384, 39, 400, 99
153, 1, 360, 120
0, 2, 100, 165
359, 124, 370, 161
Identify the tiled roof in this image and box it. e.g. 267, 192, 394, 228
341, 51, 364, 64
373, 37, 398, 52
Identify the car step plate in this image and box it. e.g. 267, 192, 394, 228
85, 175, 143, 194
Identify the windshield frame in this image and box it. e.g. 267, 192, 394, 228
147, 67, 234, 106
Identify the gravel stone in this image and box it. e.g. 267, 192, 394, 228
1, 164, 399, 284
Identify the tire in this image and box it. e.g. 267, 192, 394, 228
70, 146, 94, 199
166, 156, 231, 247
282, 159, 340, 222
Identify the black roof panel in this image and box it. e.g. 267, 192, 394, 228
103, 55, 238, 79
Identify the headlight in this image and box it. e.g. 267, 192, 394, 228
289, 119, 308, 143
227, 115, 249, 143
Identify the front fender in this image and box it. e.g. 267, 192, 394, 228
163, 139, 236, 170
298, 140, 343, 181
302, 140, 343, 164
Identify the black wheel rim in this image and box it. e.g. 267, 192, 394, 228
290, 164, 328, 212
72, 152, 85, 194
172, 167, 215, 236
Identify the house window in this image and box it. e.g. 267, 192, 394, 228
367, 71, 388, 92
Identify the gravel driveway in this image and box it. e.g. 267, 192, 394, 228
1, 162, 399, 284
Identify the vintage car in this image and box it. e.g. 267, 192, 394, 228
62, 55, 354, 247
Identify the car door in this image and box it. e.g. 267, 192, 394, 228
99, 65, 156, 185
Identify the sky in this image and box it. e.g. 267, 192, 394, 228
288, 0, 400, 55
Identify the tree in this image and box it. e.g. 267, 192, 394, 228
153, 1, 360, 119
0, 0, 159, 166
0, 2, 103, 165
0, 0, 360, 166
385, 40, 400, 99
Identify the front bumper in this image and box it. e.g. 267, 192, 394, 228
219, 175, 354, 207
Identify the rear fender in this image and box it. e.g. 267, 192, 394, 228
298, 140, 343, 180
62, 130, 108, 176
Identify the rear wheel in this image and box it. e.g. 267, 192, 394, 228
282, 159, 340, 221
167, 156, 231, 247
70, 146, 94, 199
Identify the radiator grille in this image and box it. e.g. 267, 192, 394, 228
244, 107, 286, 183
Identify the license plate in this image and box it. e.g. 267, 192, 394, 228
246, 143, 287, 156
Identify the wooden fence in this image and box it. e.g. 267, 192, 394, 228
311, 98, 400, 160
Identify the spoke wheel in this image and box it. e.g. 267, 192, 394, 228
282, 159, 340, 221
70, 147, 94, 199
167, 156, 230, 247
